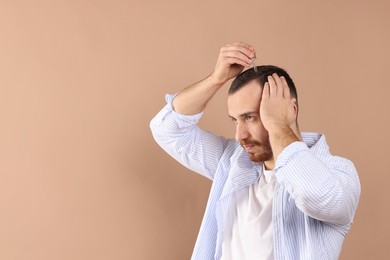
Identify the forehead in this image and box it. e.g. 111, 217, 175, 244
228, 80, 262, 115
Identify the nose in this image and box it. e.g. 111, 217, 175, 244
235, 122, 250, 142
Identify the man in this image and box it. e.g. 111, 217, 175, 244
150, 42, 360, 259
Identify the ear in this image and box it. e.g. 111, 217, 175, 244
291, 98, 299, 122
292, 98, 298, 115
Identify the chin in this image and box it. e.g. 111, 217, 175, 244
248, 153, 272, 163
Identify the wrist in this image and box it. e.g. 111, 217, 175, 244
269, 125, 298, 143
208, 72, 227, 88
268, 126, 300, 159
266, 123, 289, 136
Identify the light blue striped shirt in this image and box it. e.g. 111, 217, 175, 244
150, 94, 361, 260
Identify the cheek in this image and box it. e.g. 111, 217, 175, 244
249, 122, 268, 139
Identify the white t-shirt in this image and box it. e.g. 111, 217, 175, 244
221, 164, 276, 260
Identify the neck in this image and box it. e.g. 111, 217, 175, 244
263, 160, 275, 170
291, 121, 302, 141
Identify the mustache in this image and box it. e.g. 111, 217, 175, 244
240, 140, 262, 146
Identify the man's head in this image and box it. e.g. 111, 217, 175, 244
227, 65, 298, 163
229, 65, 298, 100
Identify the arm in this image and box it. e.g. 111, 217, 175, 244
151, 42, 256, 179
274, 142, 361, 226
260, 74, 360, 225
260, 73, 301, 162
150, 94, 228, 180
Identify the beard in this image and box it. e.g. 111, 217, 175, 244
241, 137, 273, 162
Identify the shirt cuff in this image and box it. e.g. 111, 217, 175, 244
165, 94, 204, 128
274, 141, 310, 170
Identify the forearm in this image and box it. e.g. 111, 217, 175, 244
150, 94, 228, 180
172, 74, 224, 115
274, 142, 361, 225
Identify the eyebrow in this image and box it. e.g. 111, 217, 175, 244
228, 111, 258, 120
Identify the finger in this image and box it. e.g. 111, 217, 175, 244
272, 73, 284, 97
225, 57, 251, 68
222, 44, 256, 59
232, 42, 255, 52
262, 82, 270, 98
267, 76, 277, 96
280, 76, 291, 99
222, 50, 253, 66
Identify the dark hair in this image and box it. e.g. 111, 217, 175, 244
229, 65, 298, 103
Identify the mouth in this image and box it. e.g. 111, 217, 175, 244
243, 144, 255, 152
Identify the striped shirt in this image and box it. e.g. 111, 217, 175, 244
150, 94, 361, 260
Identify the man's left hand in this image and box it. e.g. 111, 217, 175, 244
260, 73, 297, 133
260, 73, 300, 163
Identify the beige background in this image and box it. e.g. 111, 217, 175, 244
0, 0, 389, 259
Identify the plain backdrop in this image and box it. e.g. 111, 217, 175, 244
1, 0, 389, 259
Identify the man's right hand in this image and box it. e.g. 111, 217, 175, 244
210, 42, 256, 86
172, 42, 256, 115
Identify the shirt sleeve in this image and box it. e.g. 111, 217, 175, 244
149, 94, 230, 180
274, 141, 361, 226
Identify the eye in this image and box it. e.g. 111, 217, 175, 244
245, 115, 255, 122
230, 117, 238, 124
